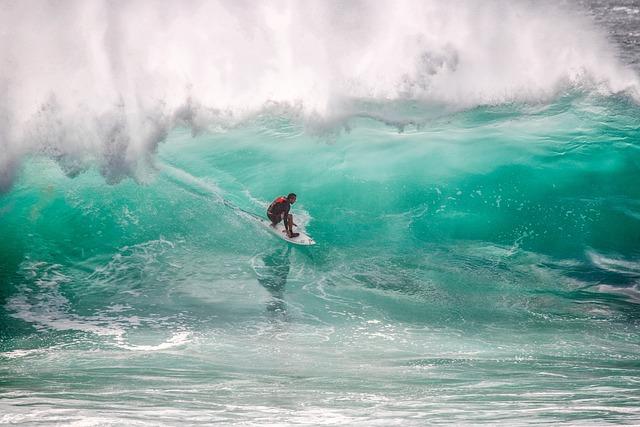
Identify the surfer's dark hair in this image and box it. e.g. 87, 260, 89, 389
287, 193, 297, 199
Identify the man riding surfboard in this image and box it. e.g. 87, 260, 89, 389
267, 193, 299, 238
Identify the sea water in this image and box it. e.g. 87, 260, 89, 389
1, 1, 640, 425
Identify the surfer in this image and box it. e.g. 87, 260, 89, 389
267, 193, 299, 238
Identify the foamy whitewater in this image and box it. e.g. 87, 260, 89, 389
1, 0, 640, 425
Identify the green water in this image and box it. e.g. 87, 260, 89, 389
1, 94, 639, 425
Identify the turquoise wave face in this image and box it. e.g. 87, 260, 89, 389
1, 93, 640, 424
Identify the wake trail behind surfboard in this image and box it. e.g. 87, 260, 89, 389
158, 162, 314, 244
159, 161, 259, 216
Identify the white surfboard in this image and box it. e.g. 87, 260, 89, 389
258, 218, 316, 246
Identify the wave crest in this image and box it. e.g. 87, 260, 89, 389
1, 0, 638, 190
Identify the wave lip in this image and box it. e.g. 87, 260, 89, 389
1, 0, 639, 191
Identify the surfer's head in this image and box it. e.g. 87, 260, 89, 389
287, 193, 297, 203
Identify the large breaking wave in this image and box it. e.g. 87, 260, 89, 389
1, 0, 639, 191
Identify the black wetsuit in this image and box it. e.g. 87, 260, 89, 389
267, 197, 291, 227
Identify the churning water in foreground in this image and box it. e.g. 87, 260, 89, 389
1, 1, 640, 425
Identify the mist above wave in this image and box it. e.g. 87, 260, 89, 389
1, 0, 638, 191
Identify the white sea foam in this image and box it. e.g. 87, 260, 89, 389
113, 331, 191, 351
4, 258, 195, 353
587, 250, 640, 275
596, 283, 640, 304
0, 348, 45, 359
0, 0, 638, 191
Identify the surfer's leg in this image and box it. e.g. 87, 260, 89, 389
268, 212, 281, 227
286, 214, 299, 237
